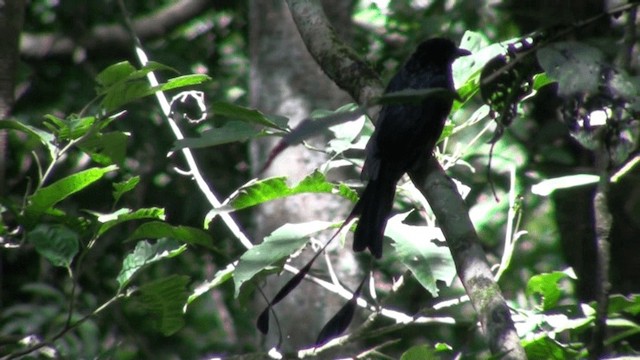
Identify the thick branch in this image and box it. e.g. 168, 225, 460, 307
409, 158, 525, 359
20, 0, 212, 59
285, 0, 525, 358
285, 0, 382, 107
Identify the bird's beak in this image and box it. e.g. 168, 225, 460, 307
456, 48, 472, 58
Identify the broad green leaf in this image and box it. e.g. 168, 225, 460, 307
0, 119, 56, 159
400, 345, 439, 360
24, 165, 118, 228
113, 176, 140, 205
173, 121, 261, 150
28, 224, 79, 268
137, 275, 190, 336
117, 239, 186, 290
97, 207, 165, 237
533, 73, 556, 90
233, 221, 334, 297
100, 79, 154, 112
387, 213, 455, 297
227, 171, 343, 212
157, 74, 211, 92
527, 271, 568, 311
79, 131, 128, 165
211, 101, 288, 130
43, 115, 97, 141
96, 61, 136, 88
523, 335, 578, 359
127, 221, 213, 250
187, 264, 234, 305
607, 294, 640, 316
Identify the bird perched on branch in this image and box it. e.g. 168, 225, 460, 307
351, 38, 470, 258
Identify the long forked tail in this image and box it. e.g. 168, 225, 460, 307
351, 172, 397, 258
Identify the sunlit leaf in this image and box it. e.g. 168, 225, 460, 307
117, 239, 186, 291
24, 165, 118, 228
127, 221, 214, 250
97, 207, 165, 237
387, 213, 455, 297
527, 271, 569, 310
113, 176, 141, 205
233, 221, 334, 297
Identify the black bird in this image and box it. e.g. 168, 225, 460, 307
351, 38, 470, 258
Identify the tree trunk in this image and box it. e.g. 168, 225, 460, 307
248, 0, 358, 351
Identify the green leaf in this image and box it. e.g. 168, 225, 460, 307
233, 221, 334, 297
400, 345, 439, 360
96, 61, 137, 88
79, 131, 129, 165
157, 74, 211, 92
523, 335, 578, 359
137, 275, 190, 336
113, 176, 141, 205
187, 264, 235, 305
24, 165, 118, 228
532, 73, 556, 90
43, 115, 97, 141
0, 119, 56, 159
100, 79, 154, 112
97, 207, 165, 237
173, 121, 261, 150
607, 294, 640, 316
28, 224, 79, 268
387, 213, 456, 297
127, 221, 214, 250
211, 101, 288, 130
117, 239, 186, 291
225, 171, 342, 212
527, 271, 568, 311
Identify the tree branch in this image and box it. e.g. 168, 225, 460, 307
285, 0, 526, 358
409, 157, 525, 359
20, 0, 212, 59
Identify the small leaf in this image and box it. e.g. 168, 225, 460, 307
233, 221, 334, 297
527, 271, 568, 310
315, 277, 365, 347
113, 176, 141, 205
97, 207, 165, 237
217, 171, 342, 215
79, 131, 128, 165
173, 121, 261, 150
387, 213, 456, 297
127, 221, 214, 250
28, 224, 79, 268
117, 239, 186, 291
211, 101, 287, 130
137, 275, 190, 336
158, 74, 211, 92
0, 119, 56, 159
96, 61, 136, 88
400, 345, 439, 360
24, 165, 118, 228
187, 264, 235, 305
